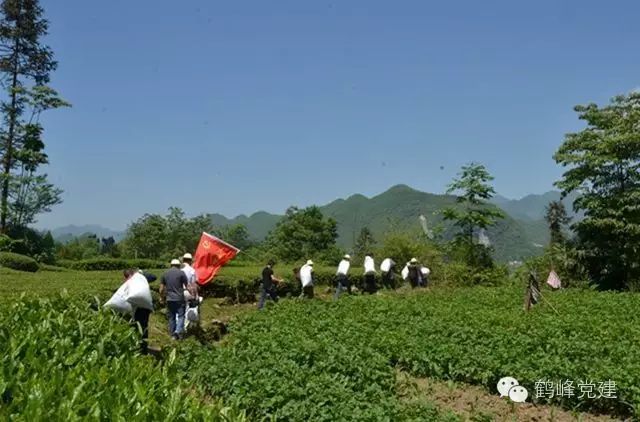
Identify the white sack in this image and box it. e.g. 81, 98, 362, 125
401, 264, 409, 280
104, 282, 133, 315
380, 258, 392, 273
300, 264, 313, 287
186, 305, 199, 322
125, 273, 153, 311
364, 256, 376, 274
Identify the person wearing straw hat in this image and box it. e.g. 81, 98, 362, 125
160, 259, 188, 340
299, 259, 315, 299
334, 254, 352, 299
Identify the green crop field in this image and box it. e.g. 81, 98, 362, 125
1, 266, 638, 420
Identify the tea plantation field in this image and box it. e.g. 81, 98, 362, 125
1, 266, 639, 420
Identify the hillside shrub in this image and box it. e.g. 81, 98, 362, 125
519, 244, 590, 289
440, 261, 509, 287
0, 295, 245, 420
39, 264, 72, 272
376, 232, 440, 267
59, 258, 164, 271
0, 234, 15, 252
0, 252, 40, 272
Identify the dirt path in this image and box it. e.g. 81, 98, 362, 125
397, 372, 623, 421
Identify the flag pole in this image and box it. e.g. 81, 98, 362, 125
237, 249, 265, 264
524, 270, 560, 316
201, 232, 265, 264
203, 232, 240, 252
538, 290, 561, 316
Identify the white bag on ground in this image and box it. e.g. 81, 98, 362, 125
186, 305, 199, 322
185, 297, 203, 329
124, 273, 153, 310
104, 282, 133, 315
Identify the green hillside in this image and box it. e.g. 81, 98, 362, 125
320, 184, 544, 261
490, 191, 581, 221
208, 184, 548, 262
210, 211, 281, 240
51, 186, 552, 262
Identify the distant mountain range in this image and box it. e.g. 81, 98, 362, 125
50, 185, 580, 262
50, 225, 126, 243
490, 191, 581, 221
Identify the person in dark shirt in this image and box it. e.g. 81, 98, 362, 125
160, 259, 188, 340
123, 268, 152, 354
258, 260, 283, 310
407, 258, 423, 288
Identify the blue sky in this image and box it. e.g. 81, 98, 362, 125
37, 0, 640, 229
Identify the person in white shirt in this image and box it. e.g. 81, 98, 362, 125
299, 260, 315, 299
181, 253, 200, 320
181, 253, 197, 284
380, 257, 397, 289
363, 253, 377, 294
334, 254, 352, 299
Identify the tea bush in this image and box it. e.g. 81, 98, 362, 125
0, 295, 245, 421
179, 287, 640, 420
59, 258, 165, 271
0, 252, 39, 272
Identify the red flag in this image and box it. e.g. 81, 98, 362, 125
193, 232, 239, 285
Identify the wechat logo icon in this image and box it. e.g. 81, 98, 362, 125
497, 376, 528, 403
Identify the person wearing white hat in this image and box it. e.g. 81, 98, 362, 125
299, 260, 315, 299
160, 259, 189, 340
181, 252, 199, 308
334, 254, 352, 299
181, 253, 197, 284
407, 258, 423, 288
363, 253, 377, 294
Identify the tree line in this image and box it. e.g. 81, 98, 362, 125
0, 1, 638, 290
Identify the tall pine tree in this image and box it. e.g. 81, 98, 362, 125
545, 200, 571, 246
